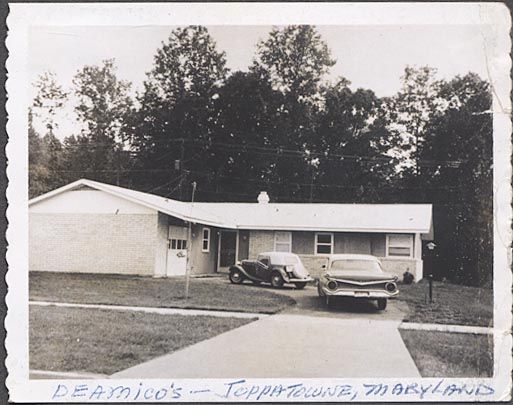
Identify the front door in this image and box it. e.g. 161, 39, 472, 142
218, 230, 237, 272
167, 226, 188, 276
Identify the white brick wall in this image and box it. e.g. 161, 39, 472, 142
29, 213, 158, 275
299, 255, 329, 278
246, 230, 424, 281
380, 258, 422, 281
248, 230, 274, 258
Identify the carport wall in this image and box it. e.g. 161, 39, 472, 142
29, 187, 160, 275
154, 214, 220, 277
248, 230, 423, 280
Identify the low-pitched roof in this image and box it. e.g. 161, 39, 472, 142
193, 201, 432, 234
29, 179, 232, 228
29, 179, 433, 235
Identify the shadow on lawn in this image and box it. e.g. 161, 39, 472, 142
29, 271, 296, 314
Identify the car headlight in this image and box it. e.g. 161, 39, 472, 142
327, 280, 338, 290
385, 282, 397, 293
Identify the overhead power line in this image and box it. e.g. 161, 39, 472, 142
145, 173, 185, 193
181, 168, 469, 192
52, 136, 468, 168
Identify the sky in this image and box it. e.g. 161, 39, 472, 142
29, 24, 489, 139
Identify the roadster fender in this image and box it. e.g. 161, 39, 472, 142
229, 265, 260, 282
272, 266, 289, 281
274, 267, 313, 283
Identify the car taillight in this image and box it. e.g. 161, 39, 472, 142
327, 280, 338, 290
385, 282, 397, 292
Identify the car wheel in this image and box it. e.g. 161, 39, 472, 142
229, 269, 244, 284
294, 282, 307, 290
377, 298, 387, 310
270, 272, 284, 288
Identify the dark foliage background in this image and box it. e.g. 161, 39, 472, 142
28, 25, 493, 287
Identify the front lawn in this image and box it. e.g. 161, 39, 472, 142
400, 329, 493, 377
30, 272, 295, 314
397, 279, 493, 327
30, 305, 255, 375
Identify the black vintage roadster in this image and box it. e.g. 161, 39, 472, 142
229, 251, 313, 289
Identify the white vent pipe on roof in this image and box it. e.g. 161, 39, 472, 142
257, 191, 270, 204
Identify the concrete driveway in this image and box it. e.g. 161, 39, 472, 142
270, 284, 409, 320
112, 291, 419, 378
214, 280, 409, 320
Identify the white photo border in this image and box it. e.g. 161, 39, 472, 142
6, 2, 512, 402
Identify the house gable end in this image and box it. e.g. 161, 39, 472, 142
30, 188, 156, 215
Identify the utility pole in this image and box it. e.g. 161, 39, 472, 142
309, 165, 314, 203
179, 139, 185, 200
185, 181, 197, 300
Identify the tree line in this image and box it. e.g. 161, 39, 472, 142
29, 25, 492, 286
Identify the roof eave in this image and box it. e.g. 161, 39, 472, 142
234, 225, 432, 234
29, 178, 88, 206
29, 179, 233, 228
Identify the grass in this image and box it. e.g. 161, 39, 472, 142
30, 272, 296, 314
400, 329, 493, 377
396, 279, 493, 327
30, 305, 255, 375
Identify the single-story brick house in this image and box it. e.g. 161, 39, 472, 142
29, 179, 433, 281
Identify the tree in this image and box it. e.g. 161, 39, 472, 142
419, 73, 492, 286
249, 25, 336, 200
28, 108, 49, 197
146, 26, 228, 103
314, 79, 394, 202
63, 59, 133, 184
128, 26, 229, 197
252, 25, 335, 103
73, 59, 132, 142
28, 110, 66, 197
32, 71, 68, 137
384, 66, 444, 176
29, 72, 68, 196
203, 71, 285, 200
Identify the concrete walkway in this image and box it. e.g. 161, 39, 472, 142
30, 301, 265, 319
112, 314, 420, 378
399, 321, 493, 335
30, 370, 108, 380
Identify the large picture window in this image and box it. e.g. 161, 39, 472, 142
386, 234, 413, 257
274, 231, 292, 252
315, 232, 333, 255
202, 228, 211, 252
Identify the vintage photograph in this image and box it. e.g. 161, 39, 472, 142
5, 2, 511, 402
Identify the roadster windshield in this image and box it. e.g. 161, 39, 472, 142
330, 259, 382, 272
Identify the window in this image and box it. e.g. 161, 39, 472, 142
386, 234, 413, 257
257, 255, 270, 267
202, 228, 210, 253
274, 231, 292, 252
170, 239, 187, 250
315, 232, 333, 255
